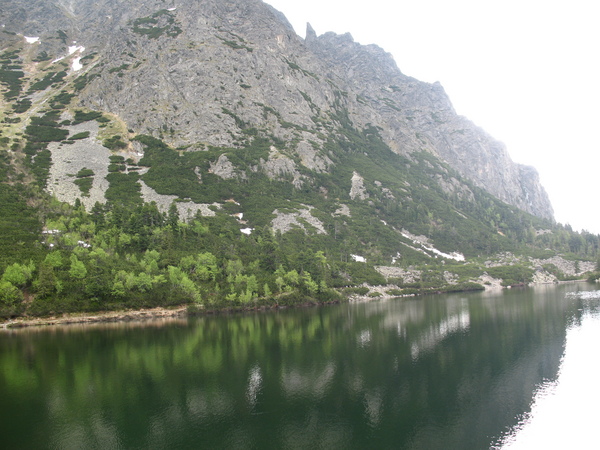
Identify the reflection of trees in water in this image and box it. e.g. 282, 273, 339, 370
0, 285, 588, 449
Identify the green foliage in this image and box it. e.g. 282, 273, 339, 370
343, 286, 370, 296
12, 99, 31, 113
28, 71, 67, 92
27, 125, 68, 142
69, 254, 88, 279
74, 178, 93, 196
57, 30, 68, 44
132, 10, 182, 39
51, 91, 75, 109
76, 168, 95, 178
70, 131, 90, 140
486, 265, 534, 286
73, 73, 100, 91
108, 64, 130, 74
0, 280, 24, 317
72, 110, 106, 125
0, 60, 24, 100
282, 57, 317, 79
103, 135, 127, 150
1, 261, 35, 287
217, 36, 253, 52
105, 172, 142, 206
0, 184, 43, 270
33, 51, 51, 62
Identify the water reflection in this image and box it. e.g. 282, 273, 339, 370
495, 289, 600, 449
0, 283, 596, 449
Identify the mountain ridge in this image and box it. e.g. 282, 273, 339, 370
1, 0, 553, 219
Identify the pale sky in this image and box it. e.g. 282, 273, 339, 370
265, 0, 600, 234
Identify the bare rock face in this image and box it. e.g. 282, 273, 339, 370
1, 0, 554, 220
304, 29, 554, 219
350, 171, 369, 201
209, 155, 238, 180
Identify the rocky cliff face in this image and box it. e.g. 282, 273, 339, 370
1, 0, 553, 219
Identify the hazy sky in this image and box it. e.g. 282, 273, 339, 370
265, 0, 600, 234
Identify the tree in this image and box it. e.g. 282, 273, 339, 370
0, 281, 23, 307
34, 263, 58, 298
44, 251, 63, 268
302, 271, 318, 295
69, 254, 87, 280
168, 202, 179, 231
1, 261, 35, 287
168, 266, 200, 302
263, 283, 272, 298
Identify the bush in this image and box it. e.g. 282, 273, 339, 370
386, 288, 403, 296
70, 131, 90, 140
486, 265, 534, 286
104, 135, 127, 150
342, 286, 369, 296
76, 168, 94, 178
25, 124, 68, 142
73, 110, 104, 124
74, 177, 93, 196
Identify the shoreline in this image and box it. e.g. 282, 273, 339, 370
1, 280, 593, 330
1, 306, 189, 330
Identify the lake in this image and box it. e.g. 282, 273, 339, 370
1, 283, 599, 449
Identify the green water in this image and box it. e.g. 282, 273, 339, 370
1, 283, 598, 449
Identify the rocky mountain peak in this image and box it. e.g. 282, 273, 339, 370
1, 0, 553, 221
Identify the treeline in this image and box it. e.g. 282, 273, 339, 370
0, 199, 348, 318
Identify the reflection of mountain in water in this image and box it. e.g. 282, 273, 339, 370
0, 284, 587, 449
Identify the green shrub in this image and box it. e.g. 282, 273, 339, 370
73, 110, 106, 124
74, 177, 93, 196
0, 68, 24, 100
76, 168, 94, 178
386, 288, 403, 296
25, 125, 68, 143
342, 286, 369, 296
12, 99, 31, 113
70, 131, 90, 140
103, 135, 127, 150
486, 265, 534, 286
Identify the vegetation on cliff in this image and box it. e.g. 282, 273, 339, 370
1, 3, 599, 320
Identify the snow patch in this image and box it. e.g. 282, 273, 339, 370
72, 57, 83, 71
68, 45, 85, 71
400, 230, 465, 261
24, 36, 40, 44
68, 45, 83, 55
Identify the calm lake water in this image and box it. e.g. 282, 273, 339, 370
1, 283, 599, 449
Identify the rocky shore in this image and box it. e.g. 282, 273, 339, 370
1, 306, 188, 330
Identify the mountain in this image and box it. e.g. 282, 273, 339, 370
0, 0, 597, 318
1, 0, 553, 218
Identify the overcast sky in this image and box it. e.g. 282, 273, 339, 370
265, 0, 600, 234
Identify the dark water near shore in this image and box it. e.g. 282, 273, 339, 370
1, 283, 599, 449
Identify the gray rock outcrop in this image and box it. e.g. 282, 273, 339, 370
1, 0, 554, 219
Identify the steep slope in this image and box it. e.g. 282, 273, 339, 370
1, 0, 552, 219
2, 0, 600, 319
